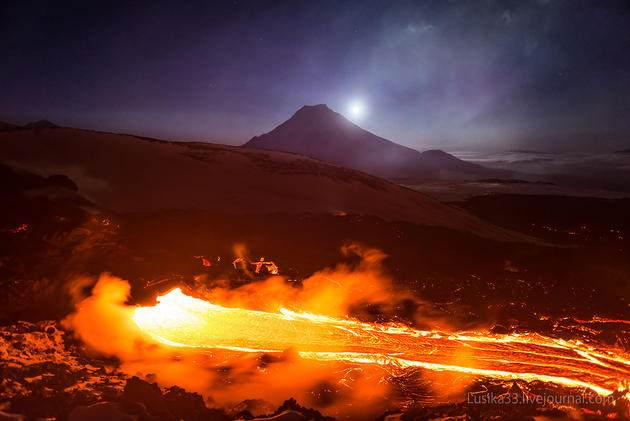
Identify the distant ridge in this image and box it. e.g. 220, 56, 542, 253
24, 120, 58, 129
0, 120, 58, 131
0, 121, 20, 132
245, 104, 508, 180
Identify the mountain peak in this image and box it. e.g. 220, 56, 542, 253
291, 104, 338, 121
245, 105, 503, 180
298, 104, 330, 112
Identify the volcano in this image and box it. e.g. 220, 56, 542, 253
244, 105, 507, 180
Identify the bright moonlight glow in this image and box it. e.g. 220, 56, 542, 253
348, 101, 365, 120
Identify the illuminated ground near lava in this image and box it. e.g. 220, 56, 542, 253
134, 289, 630, 398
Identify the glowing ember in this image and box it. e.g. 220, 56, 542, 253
233, 257, 279, 275
134, 288, 630, 397
9, 223, 29, 233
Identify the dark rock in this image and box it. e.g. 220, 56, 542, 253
121, 376, 173, 420
490, 324, 509, 334
163, 385, 208, 420
274, 399, 334, 421
9, 389, 90, 420
233, 399, 275, 417
68, 402, 135, 421
535, 407, 566, 417
253, 410, 306, 421
235, 410, 254, 420
120, 376, 230, 421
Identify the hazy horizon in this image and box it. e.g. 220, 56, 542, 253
3, 103, 630, 156
2, 1, 629, 152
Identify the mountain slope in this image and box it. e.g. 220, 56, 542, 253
0, 121, 20, 131
245, 105, 507, 180
0, 127, 528, 241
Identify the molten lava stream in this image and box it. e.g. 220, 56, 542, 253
133, 289, 630, 396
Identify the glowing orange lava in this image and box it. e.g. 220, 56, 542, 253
134, 289, 630, 397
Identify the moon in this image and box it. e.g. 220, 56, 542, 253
348, 100, 365, 119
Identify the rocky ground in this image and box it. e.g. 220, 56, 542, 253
1, 321, 629, 421
2, 163, 630, 420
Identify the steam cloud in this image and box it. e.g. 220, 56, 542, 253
63, 244, 472, 418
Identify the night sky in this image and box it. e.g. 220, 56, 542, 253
1, 0, 629, 151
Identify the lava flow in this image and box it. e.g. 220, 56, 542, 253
134, 288, 630, 397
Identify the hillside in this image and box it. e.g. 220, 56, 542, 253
0, 127, 525, 241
